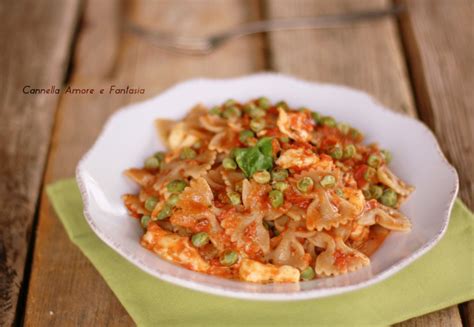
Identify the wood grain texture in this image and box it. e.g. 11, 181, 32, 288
264, 0, 464, 326
0, 1, 80, 325
19, 0, 471, 325
460, 301, 474, 327
398, 0, 473, 209
265, 0, 415, 115
23, 0, 264, 326
398, 0, 474, 325
396, 305, 463, 327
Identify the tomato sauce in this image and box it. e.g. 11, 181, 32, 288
284, 188, 313, 209
125, 97, 413, 283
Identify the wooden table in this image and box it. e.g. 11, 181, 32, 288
1, 0, 472, 326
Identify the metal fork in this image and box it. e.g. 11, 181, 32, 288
125, 5, 404, 55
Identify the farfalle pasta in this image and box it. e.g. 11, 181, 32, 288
123, 98, 414, 283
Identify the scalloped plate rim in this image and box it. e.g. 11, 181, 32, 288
75, 73, 459, 301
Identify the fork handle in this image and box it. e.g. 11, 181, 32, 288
213, 4, 404, 43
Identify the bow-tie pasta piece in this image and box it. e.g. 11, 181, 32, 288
311, 232, 370, 276
358, 203, 412, 232
123, 98, 414, 283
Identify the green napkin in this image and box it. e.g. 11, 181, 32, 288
48, 179, 473, 327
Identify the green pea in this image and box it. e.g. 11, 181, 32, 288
220, 251, 239, 266
239, 130, 255, 143
276, 101, 288, 110
156, 204, 172, 220
329, 146, 343, 160
364, 167, 376, 182
180, 147, 197, 160
223, 158, 237, 170
297, 177, 314, 193
367, 154, 382, 168
253, 171, 271, 184
369, 185, 383, 199
144, 197, 158, 212
380, 189, 398, 207
269, 190, 284, 208
209, 106, 221, 115
228, 191, 241, 206
343, 144, 357, 159
300, 266, 315, 281
243, 103, 257, 114
154, 151, 165, 161
350, 128, 363, 140
311, 111, 320, 124
140, 215, 151, 228
271, 169, 289, 181
335, 188, 345, 197
257, 97, 270, 109
144, 156, 160, 169
224, 99, 236, 107
381, 149, 392, 164
320, 175, 336, 188
320, 116, 336, 128
279, 136, 290, 143
337, 123, 350, 135
222, 106, 241, 119
250, 118, 266, 132
167, 194, 180, 207
362, 189, 372, 199
166, 179, 187, 193
249, 106, 266, 118
191, 232, 210, 248
273, 181, 288, 192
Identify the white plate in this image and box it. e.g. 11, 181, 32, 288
76, 73, 458, 300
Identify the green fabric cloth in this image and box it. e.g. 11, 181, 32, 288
47, 179, 474, 327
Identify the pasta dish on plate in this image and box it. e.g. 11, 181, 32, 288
122, 98, 414, 283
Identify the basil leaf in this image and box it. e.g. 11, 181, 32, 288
235, 137, 274, 177
257, 137, 273, 157
235, 147, 259, 177
232, 148, 246, 159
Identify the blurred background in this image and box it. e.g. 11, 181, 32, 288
1, 0, 472, 326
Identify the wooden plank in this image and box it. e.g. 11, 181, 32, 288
396, 306, 463, 327
265, 0, 415, 115
460, 302, 474, 327
0, 1, 81, 325
23, 0, 264, 325
398, 0, 473, 209
264, 0, 463, 326
397, 1, 474, 325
